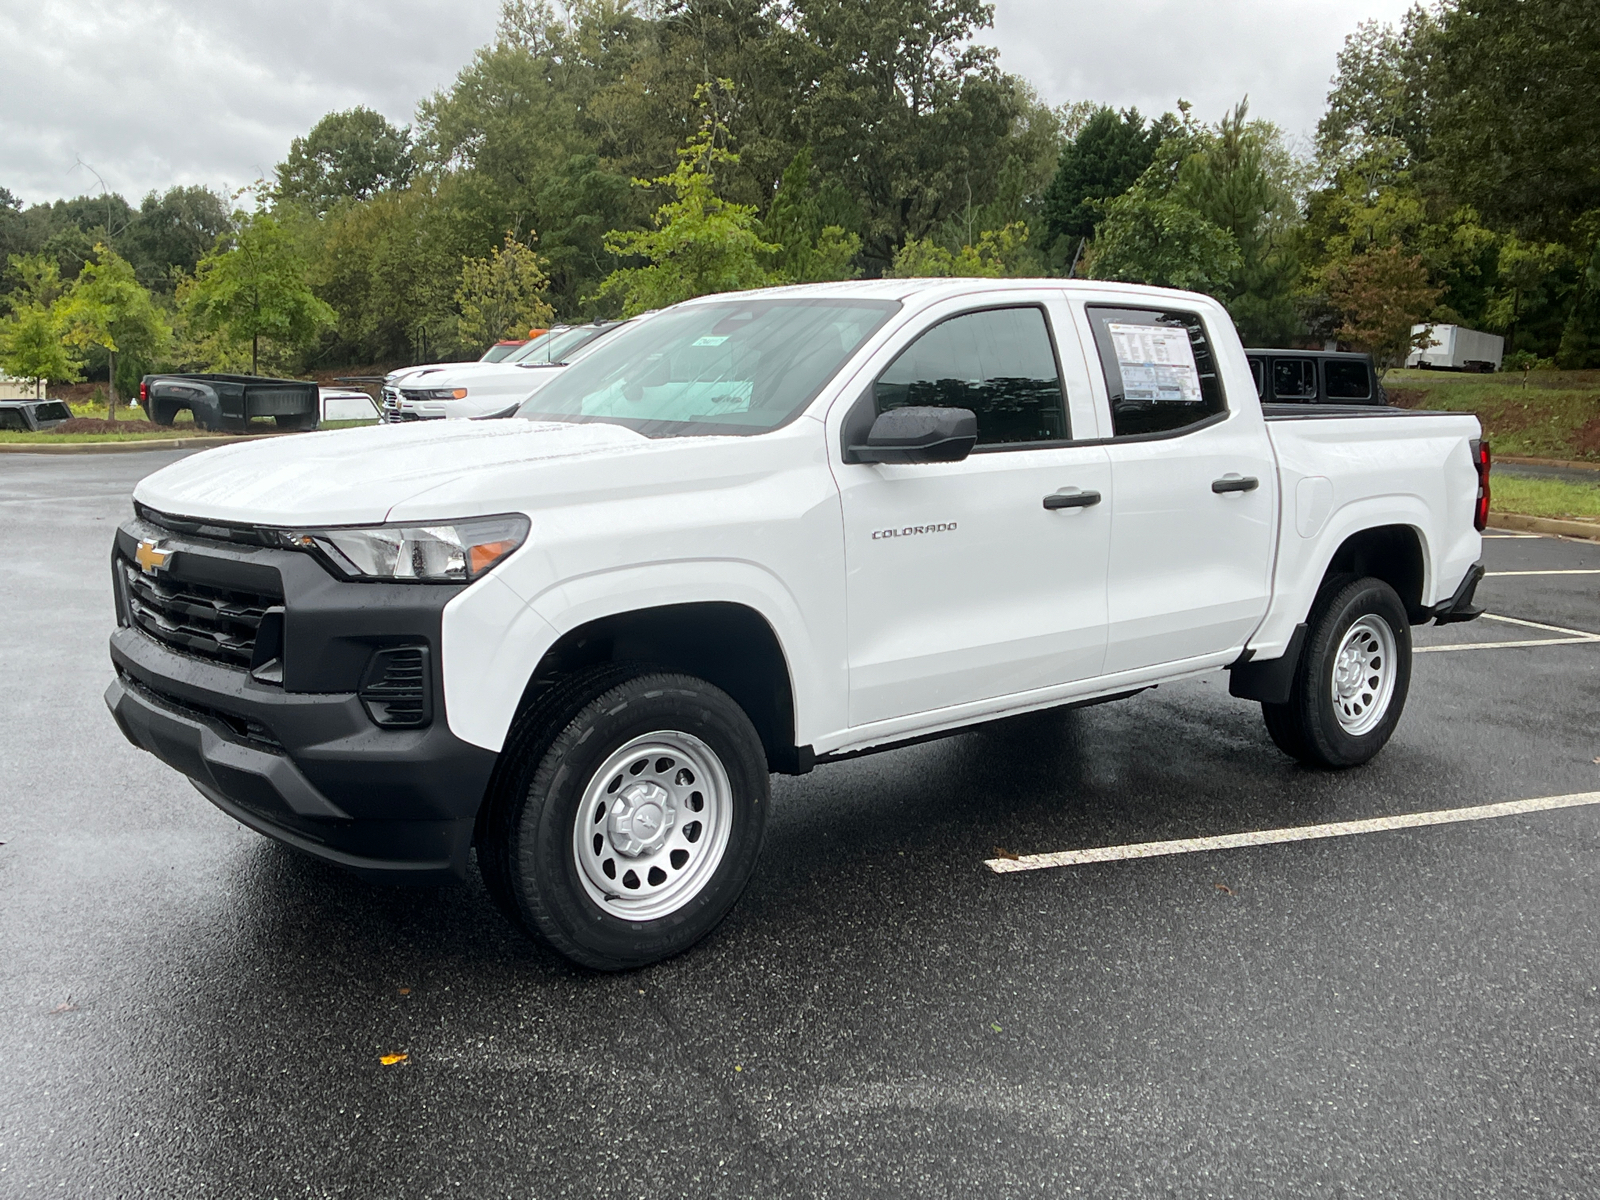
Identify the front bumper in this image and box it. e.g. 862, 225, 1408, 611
107, 514, 497, 884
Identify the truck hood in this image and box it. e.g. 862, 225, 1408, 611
133, 419, 649, 527
407, 361, 569, 396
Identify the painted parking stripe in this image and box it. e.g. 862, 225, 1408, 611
1487, 569, 1600, 576
1415, 611, 1600, 653
984, 791, 1600, 874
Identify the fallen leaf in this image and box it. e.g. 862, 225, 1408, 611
1214, 884, 1235, 896
990, 1023, 1003, 1033
398, 988, 411, 995
1593, 757, 1600, 765
379, 1053, 408, 1066
50, 996, 78, 1014
734, 1064, 743, 1073
993, 846, 1021, 861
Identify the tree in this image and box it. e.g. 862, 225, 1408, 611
181, 209, 336, 374
56, 244, 171, 417
1086, 192, 1242, 294
277, 108, 416, 213
593, 83, 779, 316
124, 187, 232, 289
1427, 0, 1600, 242
761, 148, 862, 283
456, 232, 556, 348
888, 221, 1031, 278
1323, 242, 1441, 370
1040, 107, 1167, 247
0, 305, 80, 397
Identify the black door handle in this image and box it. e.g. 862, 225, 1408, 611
1043, 490, 1102, 510
1212, 476, 1259, 494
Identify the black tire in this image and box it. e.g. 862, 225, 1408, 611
275, 412, 319, 431
478, 667, 770, 971
148, 400, 179, 426
1261, 575, 1412, 769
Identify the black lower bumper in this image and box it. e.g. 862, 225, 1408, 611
1430, 561, 1486, 625
108, 627, 497, 885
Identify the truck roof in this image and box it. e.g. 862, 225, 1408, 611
679, 277, 1216, 308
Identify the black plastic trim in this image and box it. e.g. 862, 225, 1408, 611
1431, 561, 1486, 625
1228, 624, 1308, 705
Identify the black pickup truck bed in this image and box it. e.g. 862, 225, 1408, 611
141, 374, 319, 432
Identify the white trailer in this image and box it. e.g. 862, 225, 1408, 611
1407, 324, 1504, 372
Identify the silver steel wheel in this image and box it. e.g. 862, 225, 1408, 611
1330, 614, 1397, 736
572, 730, 733, 921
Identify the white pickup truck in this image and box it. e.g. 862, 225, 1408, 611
105, 279, 1490, 969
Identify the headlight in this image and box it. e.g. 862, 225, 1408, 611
406, 387, 468, 401
281, 514, 530, 583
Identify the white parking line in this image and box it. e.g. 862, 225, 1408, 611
984, 791, 1600, 874
1488, 570, 1600, 576
1416, 612, 1600, 653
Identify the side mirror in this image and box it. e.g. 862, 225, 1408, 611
847, 406, 977, 464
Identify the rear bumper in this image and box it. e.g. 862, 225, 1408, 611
1431, 561, 1485, 625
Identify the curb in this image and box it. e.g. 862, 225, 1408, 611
1497, 455, 1600, 473
0, 434, 277, 455
1488, 512, 1600, 541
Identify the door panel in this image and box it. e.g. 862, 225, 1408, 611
1080, 301, 1277, 674
839, 446, 1112, 725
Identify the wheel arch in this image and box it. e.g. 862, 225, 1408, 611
517, 601, 807, 775
1319, 523, 1429, 622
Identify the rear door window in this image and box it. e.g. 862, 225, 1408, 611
1324, 359, 1373, 399
1271, 358, 1317, 401
1085, 306, 1227, 437
35, 401, 71, 421
874, 306, 1069, 446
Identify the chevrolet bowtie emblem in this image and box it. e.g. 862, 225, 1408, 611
134, 539, 173, 575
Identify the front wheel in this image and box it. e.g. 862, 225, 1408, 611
1262, 576, 1412, 768
479, 669, 770, 970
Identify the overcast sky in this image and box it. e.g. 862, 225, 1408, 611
2, 0, 1417, 207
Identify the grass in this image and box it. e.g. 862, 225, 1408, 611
1491, 474, 1600, 522
1385, 367, 1600, 462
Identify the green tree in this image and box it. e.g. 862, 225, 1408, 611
56, 243, 172, 418
456, 232, 557, 348
1040, 107, 1168, 248
277, 107, 416, 214
124, 186, 232, 290
0, 305, 80, 397
593, 83, 779, 316
181, 209, 336, 374
1086, 192, 1242, 294
761, 148, 862, 283
888, 221, 1031, 278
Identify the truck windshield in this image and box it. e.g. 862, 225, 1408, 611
505, 329, 564, 364
514, 298, 899, 436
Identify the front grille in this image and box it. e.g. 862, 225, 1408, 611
121, 559, 280, 669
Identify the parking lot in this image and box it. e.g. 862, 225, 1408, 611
3, 449, 1598, 1199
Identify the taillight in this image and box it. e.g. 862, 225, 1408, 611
138, 380, 149, 402
1472, 439, 1491, 531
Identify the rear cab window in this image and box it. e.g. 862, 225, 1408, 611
1324, 359, 1373, 400
872, 306, 1069, 447
1272, 357, 1317, 401
1085, 306, 1227, 438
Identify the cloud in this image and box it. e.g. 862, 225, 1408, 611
2, 0, 1415, 206
1, 0, 500, 204
988, 0, 1418, 137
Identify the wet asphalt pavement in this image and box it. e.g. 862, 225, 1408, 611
3, 450, 1599, 1199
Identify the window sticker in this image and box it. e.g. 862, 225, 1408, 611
692, 335, 729, 347
1107, 323, 1202, 403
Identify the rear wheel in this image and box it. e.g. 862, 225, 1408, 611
1261, 576, 1412, 768
148, 400, 179, 426
478, 668, 769, 970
